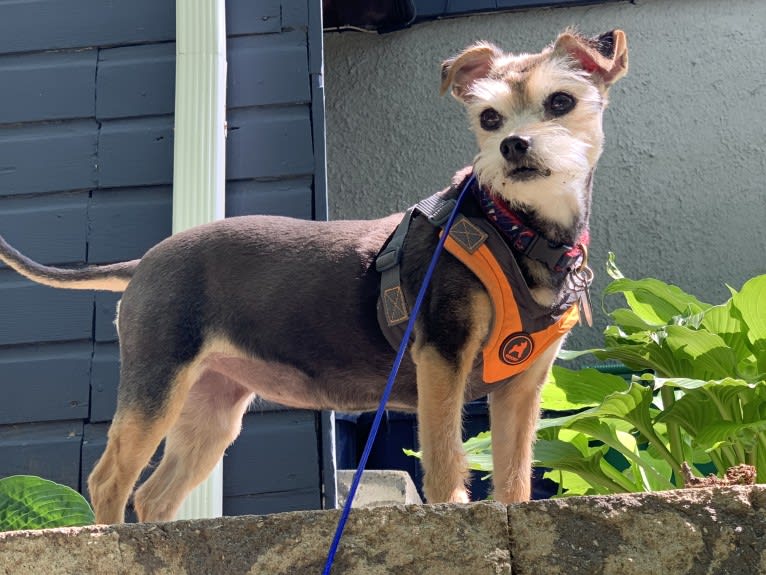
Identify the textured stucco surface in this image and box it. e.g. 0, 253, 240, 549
324, 0, 766, 349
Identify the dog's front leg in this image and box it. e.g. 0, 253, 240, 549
489, 337, 563, 503
413, 343, 472, 503
411, 292, 492, 503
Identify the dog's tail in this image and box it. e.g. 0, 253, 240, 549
0, 234, 137, 292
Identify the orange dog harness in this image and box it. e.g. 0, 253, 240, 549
376, 182, 583, 385
442, 218, 579, 383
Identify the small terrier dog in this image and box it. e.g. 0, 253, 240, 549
0, 29, 627, 524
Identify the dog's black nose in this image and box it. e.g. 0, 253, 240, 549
500, 136, 531, 162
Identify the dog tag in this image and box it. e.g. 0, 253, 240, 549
567, 264, 594, 327
578, 287, 593, 327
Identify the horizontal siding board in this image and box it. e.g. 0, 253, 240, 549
0, 343, 91, 425
0, 0, 175, 55
227, 107, 314, 180
0, 272, 93, 345
88, 187, 172, 263
226, 178, 313, 219
0, 192, 88, 265
90, 343, 119, 422
223, 488, 320, 516
97, 31, 310, 120
94, 292, 121, 343
96, 43, 175, 120
0, 421, 83, 490
98, 116, 174, 187
226, 0, 282, 36
99, 109, 313, 187
445, 0, 496, 12
0, 0, 309, 55
228, 31, 310, 109
281, 0, 310, 30
0, 121, 98, 197
223, 411, 320, 496
0, 50, 96, 125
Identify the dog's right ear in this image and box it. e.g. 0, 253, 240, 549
440, 42, 502, 101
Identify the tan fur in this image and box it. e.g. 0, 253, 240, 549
412, 291, 492, 503
489, 338, 563, 503
89, 341, 234, 523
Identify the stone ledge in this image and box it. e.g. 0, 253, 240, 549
1, 487, 764, 574
337, 469, 423, 508
0, 502, 509, 575
508, 485, 766, 575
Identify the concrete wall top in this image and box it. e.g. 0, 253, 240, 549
1, 486, 765, 574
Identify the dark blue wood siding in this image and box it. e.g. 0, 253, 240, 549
0, 0, 329, 517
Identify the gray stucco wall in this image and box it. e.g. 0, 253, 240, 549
323, 0, 766, 350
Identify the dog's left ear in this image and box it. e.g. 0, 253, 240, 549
440, 42, 503, 101
554, 29, 628, 88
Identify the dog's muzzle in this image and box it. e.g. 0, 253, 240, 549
500, 136, 551, 181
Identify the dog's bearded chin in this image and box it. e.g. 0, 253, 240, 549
476, 165, 585, 230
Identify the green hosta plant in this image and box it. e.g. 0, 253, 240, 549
0, 475, 94, 531
457, 255, 766, 496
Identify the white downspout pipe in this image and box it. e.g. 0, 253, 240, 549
172, 0, 227, 520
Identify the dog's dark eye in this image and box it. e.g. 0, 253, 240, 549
545, 92, 576, 117
480, 108, 503, 131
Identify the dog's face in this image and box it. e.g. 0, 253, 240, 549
442, 30, 628, 233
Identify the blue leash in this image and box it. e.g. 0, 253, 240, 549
321, 175, 475, 575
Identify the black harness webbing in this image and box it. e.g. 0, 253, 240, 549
375, 192, 457, 328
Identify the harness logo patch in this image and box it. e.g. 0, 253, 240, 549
500, 332, 534, 365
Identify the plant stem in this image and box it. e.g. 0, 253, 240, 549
660, 386, 685, 487
708, 451, 726, 475
637, 423, 684, 482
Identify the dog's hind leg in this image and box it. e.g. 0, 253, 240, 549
133, 373, 253, 522
87, 362, 201, 525
489, 337, 563, 503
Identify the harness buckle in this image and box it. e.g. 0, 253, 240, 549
523, 235, 565, 269
417, 196, 457, 227
375, 246, 400, 272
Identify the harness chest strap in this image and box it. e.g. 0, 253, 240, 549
443, 228, 579, 383
376, 189, 580, 384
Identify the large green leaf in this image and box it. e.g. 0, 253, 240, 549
541, 367, 628, 412
591, 381, 657, 432
566, 417, 674, 490
543, 469, 598, 497
533, 439, 629, 494
733, 275, 766, 345
597, 326, 686, 376
463, 431, 493, 472
663, 325, 739, 380
695, 420, 766, 451
660, 378, 754, 436
732, 275, 766, 376
0, 475, 94, 531
604, 277, 711, 325
702, 301, 753, 363
609, 308, 665, 333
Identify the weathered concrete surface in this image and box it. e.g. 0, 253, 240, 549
1, 487, 765, 574
509, 486, 766, 575
337, 469, 423, 508
0, 502, 510, 575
